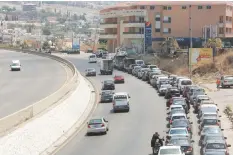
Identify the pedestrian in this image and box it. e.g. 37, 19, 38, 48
216, 78, 220, 91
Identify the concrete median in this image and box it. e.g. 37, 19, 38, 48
0, 48, 79, 135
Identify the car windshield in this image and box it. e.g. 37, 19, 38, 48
172, 116, 186, 121
204, 114, 217, 117
114, 95, 127, 100
170, 139, 189, 145
173, 99, 185, 105
115, 76, 123, 78
206, 143, 226, 149
206, 136, 224, 141
88, 69, 95, 72
161, 85, 171, 88
12, 63, 19, 66
171, 89, 179, 93
193, 89, 205, 94
150, 65, 157, 69
170, 129, 187, 135
115, 100, 128, 105
201, 107, 217, 112
89, 55, 96, 58
160, 148, 180, 154
104, 80, 113, 84
181, 80, 192, 85
102, 91, 112, 95
134, 66, 141, 69
171, 107, 183, 110
225, 76, 233, 80
136, 60, 144, 65
89, 119, 102, 124
203, 119, 218, 125
203, 127, 221, 134
172, 120, 188, 127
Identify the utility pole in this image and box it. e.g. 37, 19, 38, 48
189, 5, 193, 79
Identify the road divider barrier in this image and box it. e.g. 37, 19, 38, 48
0, 48, 79, 135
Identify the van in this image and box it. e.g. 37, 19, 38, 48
89, 54, 97, 63
135, 60, 145, 66
10, 60, 21, 71
178, 78, 193, 93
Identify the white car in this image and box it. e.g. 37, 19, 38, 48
168, 105, 184, 112
88, 54, 97, 63
113, 92, 131, 102
10, 60, 21, 71
158, 146, 185, 155
170, 113, 188, 123
178, 78, 192, 93
87, 117, 109, 135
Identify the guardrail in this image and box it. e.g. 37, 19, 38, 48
0, 47, 79, 135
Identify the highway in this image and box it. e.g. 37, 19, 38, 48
0, 50, 67, 118
56, 53, 168, 155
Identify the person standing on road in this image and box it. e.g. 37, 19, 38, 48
216, 78, 221, 91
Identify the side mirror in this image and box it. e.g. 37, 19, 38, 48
166, 131, 169, 134
218, 120, 221, 122
225, 137, 227, 139
205, 94, 207, 95
87, 122, 88, 125
187, 117, 190, 119
219, 115, 222, 117
221, 129, 224, 131
217, 109, 219, 111
128, 96, 131, 98
167, 107, 169, 110
227, 144, 231, 147
191, 140, 195, 143
190, 122, 193, 124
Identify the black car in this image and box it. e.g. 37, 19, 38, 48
102, 80, 115, 90
166, 137, 194, 155
165, 87, 180, 99
100, 90, 114, 103
169, 119, 193, 134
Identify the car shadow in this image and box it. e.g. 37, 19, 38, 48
85, 133, 106, 136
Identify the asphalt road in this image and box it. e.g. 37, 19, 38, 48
55, 53, 173, 155
0, 50, 67, 118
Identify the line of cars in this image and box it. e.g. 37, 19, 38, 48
113, 60, 231, 155
85, 55, 130, 136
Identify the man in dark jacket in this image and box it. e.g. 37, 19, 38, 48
151, 132, 163, 154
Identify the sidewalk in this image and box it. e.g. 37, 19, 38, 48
0, 75, 95, 155
201, 83, 233, 153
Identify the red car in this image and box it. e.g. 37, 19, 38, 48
114, 75, 125, 83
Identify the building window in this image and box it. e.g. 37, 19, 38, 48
206, 5, 211, 9
150, 6, 155, 10
163, 6, 167, 10
163, 16, 171, 23
198, 6, 203, 9
140, 6, 145, 9
168, 6, 172, 10
219, 28, 224, 34
219, 16, 224, 23
163, 28, 171, 33
155, 29, 160, 32
155, 17, 160, 21
182, 6, 187, 9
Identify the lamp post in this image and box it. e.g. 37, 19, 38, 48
189, 5, 193, 79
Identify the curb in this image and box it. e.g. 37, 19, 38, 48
40, 72, 99, 155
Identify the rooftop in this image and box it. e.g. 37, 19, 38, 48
101, 1, 233, 12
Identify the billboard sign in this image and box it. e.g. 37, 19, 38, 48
72, 38, 80, 50
189, 48, 213, 67
144, 21, 152, 53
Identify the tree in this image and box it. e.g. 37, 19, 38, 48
12, 7, 16, 11
42, 41, 50, 49
42, 28, 51, 35
73, 13, 78, 20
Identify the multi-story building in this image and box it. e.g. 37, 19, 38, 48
99, 1, 233, 52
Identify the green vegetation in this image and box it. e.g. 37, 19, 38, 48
0, 5, 16, 12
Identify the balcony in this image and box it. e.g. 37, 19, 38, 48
225, 32, 233, 38
100, 9, 147, 18
99, 32, 117, 39
218, 22, 224, 27
225, 21, 232, 28
122, 32, 144, 39
123, 21, 144, 28
100, 22, 117, 29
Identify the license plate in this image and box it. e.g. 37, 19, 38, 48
94, 125, 99, 128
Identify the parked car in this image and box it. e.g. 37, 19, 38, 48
220, 75, 233, 88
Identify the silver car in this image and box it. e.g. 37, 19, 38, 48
113, 99, 130, 112
86, 117, 109, 135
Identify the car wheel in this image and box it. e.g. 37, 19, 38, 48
107, 128, 109, 131
103, 131, 107, 135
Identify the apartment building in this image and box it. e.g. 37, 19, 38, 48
99, 1, 233, 52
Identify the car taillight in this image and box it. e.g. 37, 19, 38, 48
217, 122, 220, 126
187, 147, 192, 151
88, 125, 91, 128
101, 123, 105, 127
170, 120, 172, 124
187, 127, 191, 131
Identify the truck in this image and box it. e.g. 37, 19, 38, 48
100, 59, 114, 75
114, 55, 126, 71
123, 58, 135, 72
